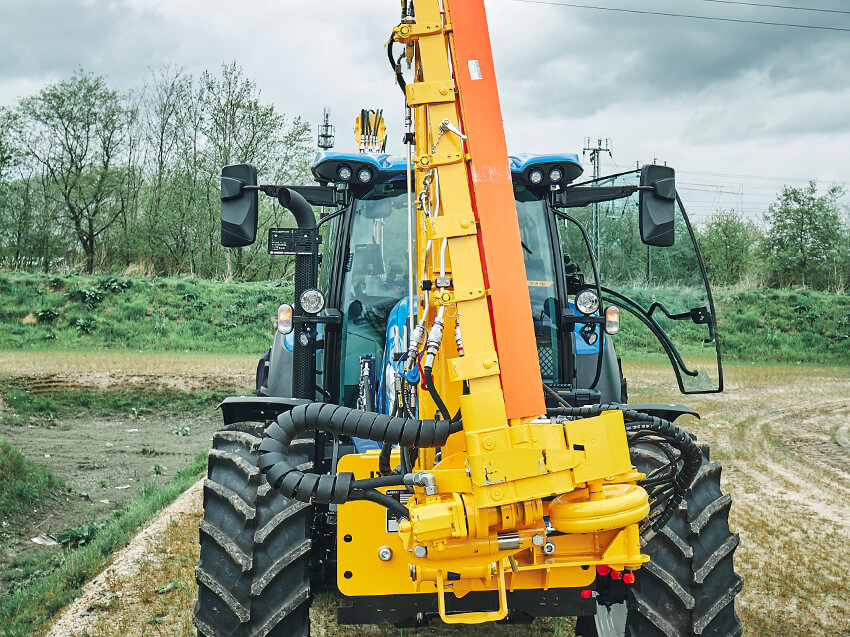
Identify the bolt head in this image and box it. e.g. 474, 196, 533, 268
377, 545, 393, 562
413, 545, 427, 558
542, 541, 556, 555
532, 534, 545, 546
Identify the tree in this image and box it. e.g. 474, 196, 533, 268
697, 209, 760, 287
761, 181, 844, 289
8, 70, 131, 273
200, 63, 314, 279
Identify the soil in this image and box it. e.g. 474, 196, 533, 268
13, 355, 850, 636
0, 351, 258, 597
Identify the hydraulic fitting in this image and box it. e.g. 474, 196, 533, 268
454, 318, 464, 357
403, 320, 428, 374
404, 471, 438, 495
423, 314, 445, 369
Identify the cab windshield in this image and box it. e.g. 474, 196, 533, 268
337, 184, 409, 405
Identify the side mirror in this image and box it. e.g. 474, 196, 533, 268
221, 164, 258, 247
639, 165, 676, 247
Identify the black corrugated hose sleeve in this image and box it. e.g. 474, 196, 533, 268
546, 402, 702, 533
379, 443, 394, 476
258, 403, 462, 519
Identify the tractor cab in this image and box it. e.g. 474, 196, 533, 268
222, 150, 721, 413
298, 152, 720, 411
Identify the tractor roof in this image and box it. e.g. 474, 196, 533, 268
311, 151, 583, 187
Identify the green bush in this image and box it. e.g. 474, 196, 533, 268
732, 312, 760, 331
120, 301, 148, 320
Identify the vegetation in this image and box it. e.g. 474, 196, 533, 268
0, 451, 208, 637
0, 65, 312, 279
2, 385, 226, 422
0, 272, 848, 364
0, 271, 290, 352
0, 438, 66, 526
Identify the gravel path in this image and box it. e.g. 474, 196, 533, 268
44, 480, 203, 637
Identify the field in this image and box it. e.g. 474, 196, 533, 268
0, 352, 257, 609
9, 355, 845, 637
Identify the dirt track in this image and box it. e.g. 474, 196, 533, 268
26, 357, 850, 636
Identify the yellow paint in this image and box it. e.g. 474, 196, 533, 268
334, 0, 651, 616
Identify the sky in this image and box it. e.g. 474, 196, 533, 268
2, 0, 849, 222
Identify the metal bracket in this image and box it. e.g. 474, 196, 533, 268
427, 215, 476, 239
406, 81, 456, 105
436, 562, 508, 623
415, 152, 465, 169
448, 351, 500, 382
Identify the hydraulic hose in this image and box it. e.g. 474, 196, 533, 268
258, 403, 462, 518
423, 367, 451, 422
379, 442, 394, 476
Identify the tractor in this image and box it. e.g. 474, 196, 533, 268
194, 2, 741, 636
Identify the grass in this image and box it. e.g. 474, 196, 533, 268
2, 272, 850, 363
611, 284, 850, 363
2, 385, 228, 422
0, 438, 67, 526
0, 272, 292, 354
0, 451, 208, 637
69, 505, 203, 637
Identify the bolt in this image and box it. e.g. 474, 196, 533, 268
542, 541, 556, 555
377, 546, 393, 562
409, 564, 417, 581
532, 534, 545, 546
413, 545, 427, 558
491, 487, 503, 501
483, 437, 495, 450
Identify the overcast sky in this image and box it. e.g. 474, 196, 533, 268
2, 0, 849, 221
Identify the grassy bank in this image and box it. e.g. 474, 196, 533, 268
0, 451, 208, 637
0, 439, 67, 527
1, 272, 849, 363
0, 272, 291, 353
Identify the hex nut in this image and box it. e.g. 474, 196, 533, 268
413, 545, 427, 558
532, 534, 546, 546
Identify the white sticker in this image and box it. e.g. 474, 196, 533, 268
468, 59, 482, 80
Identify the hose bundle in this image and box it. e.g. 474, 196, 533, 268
258, 403, 461, 518
544, 389, 703, 541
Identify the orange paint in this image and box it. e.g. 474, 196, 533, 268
445, 0, 545, 419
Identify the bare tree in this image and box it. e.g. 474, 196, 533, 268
7, 70, 131, 273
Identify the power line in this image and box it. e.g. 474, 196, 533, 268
509, 0, 850, 31
693, 0, 850, 15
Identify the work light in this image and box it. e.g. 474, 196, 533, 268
299, 288, 325, 315
337, 165, 353, 181
549, 167, 563, 183
357, 168, 373, 183
529, 168, 544, 185
575, 289, 599, 315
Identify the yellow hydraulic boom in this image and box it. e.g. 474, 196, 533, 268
335, 0, 649, 622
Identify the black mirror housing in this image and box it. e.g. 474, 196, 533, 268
639, 165, 676, 247
221, 164, 258, 247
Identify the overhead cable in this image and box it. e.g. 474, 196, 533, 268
510, 0, 850, 32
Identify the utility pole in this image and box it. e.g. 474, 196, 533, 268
317, 107, 335, 150
583, 137, 612, 264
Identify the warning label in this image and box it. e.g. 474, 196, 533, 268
385, 489, 413, 533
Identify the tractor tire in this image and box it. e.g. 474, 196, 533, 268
194, 422, 314, 637
577, 443, 742, 637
